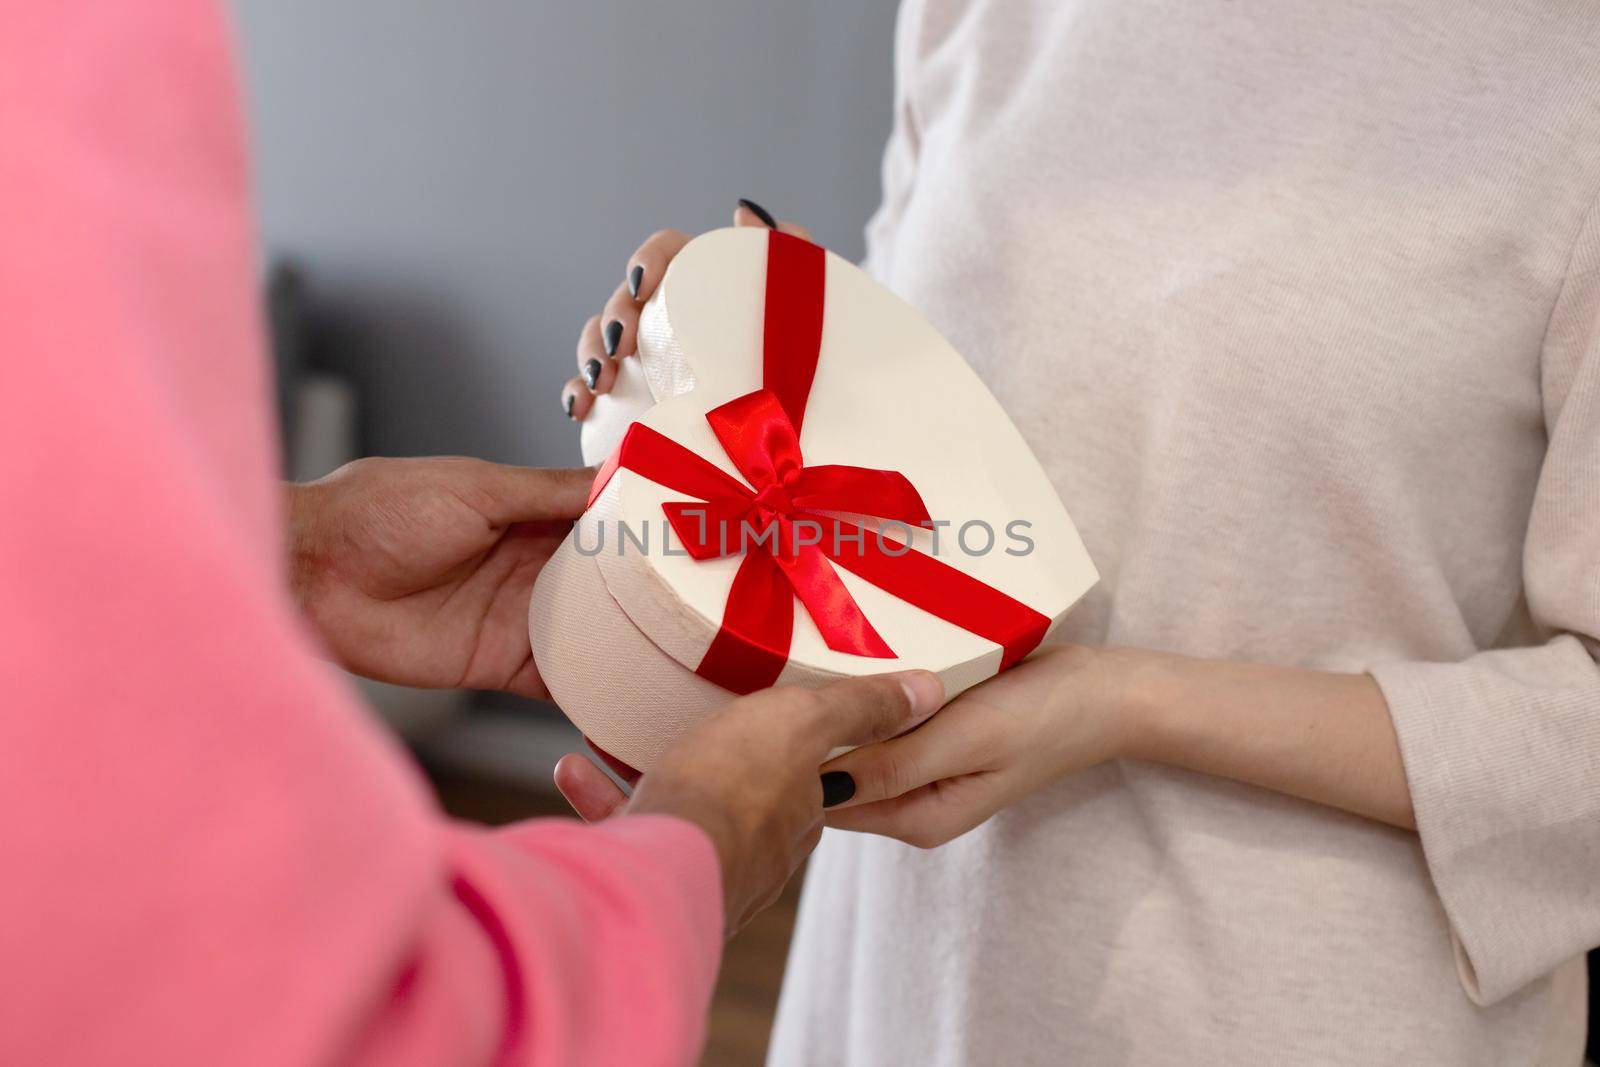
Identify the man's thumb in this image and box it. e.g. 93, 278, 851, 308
475, 463, 594, 524
801, 670, 945, 752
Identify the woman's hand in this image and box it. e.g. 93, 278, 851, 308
286, 457, 591, 697
560, 198, 810, 421
821, 645, 1416, 849
553, 670, 946, 936
820, 645, 1139, 847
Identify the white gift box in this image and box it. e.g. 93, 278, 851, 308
529, 228, 1097, 770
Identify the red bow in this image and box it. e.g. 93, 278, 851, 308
588, 231, 1049, 694
594, 387, 934, 691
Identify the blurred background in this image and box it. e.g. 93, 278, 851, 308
233, 2, 898, 1061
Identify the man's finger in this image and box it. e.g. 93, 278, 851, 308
792, 670, 944, 755
554, 753, 628, 822
472, 463, 595, 525
585, 737, 643, 786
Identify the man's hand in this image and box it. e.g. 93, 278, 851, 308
286, 457, 591, 697
553, 671, 946, 937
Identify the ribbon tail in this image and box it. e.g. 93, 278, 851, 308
695, 550, 794, 694
822, 520, 1051, 670
774, 543, 894, 658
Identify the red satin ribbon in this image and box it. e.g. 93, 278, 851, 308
587, 230, 1050, 694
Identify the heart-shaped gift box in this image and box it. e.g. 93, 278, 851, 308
529, 228, 1097, 770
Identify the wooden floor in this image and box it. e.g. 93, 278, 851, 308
430, 770, 801, 1066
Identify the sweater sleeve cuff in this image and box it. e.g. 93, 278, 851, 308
580, 813, 725, 965
472, 812, 725, 1063
496, 810, 725, 992
1370, 648, 1600, 1006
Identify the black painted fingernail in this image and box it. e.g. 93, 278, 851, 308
820, 771, 856, 808
563, 392, 576, 419
603, 319, 622, 357
582, 359, 602, 390
738, 198, 777, 229
628, 264, 644, 300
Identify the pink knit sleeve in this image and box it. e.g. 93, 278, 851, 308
348, 819, 723, 1067
0, 3, 723, 1065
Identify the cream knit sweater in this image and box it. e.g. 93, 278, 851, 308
769, 2, 1600, 1063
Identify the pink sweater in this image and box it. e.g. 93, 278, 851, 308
0, 4, 723, 1065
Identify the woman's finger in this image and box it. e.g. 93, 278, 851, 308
625, 228, 692, 306
598, 280, 640, 370
560, 377, 593, 421
553, 753, 628, 822
573, 315, 617, 409
574, 314, 619, 396
733, 198, 812, 241
819, 694, 1000, 809
824, 773, 1000, 849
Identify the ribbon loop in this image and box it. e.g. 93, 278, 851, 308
705, 388, 804, 491
789, 464, 931, 526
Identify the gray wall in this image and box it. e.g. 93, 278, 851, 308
233, 1, 899, 467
